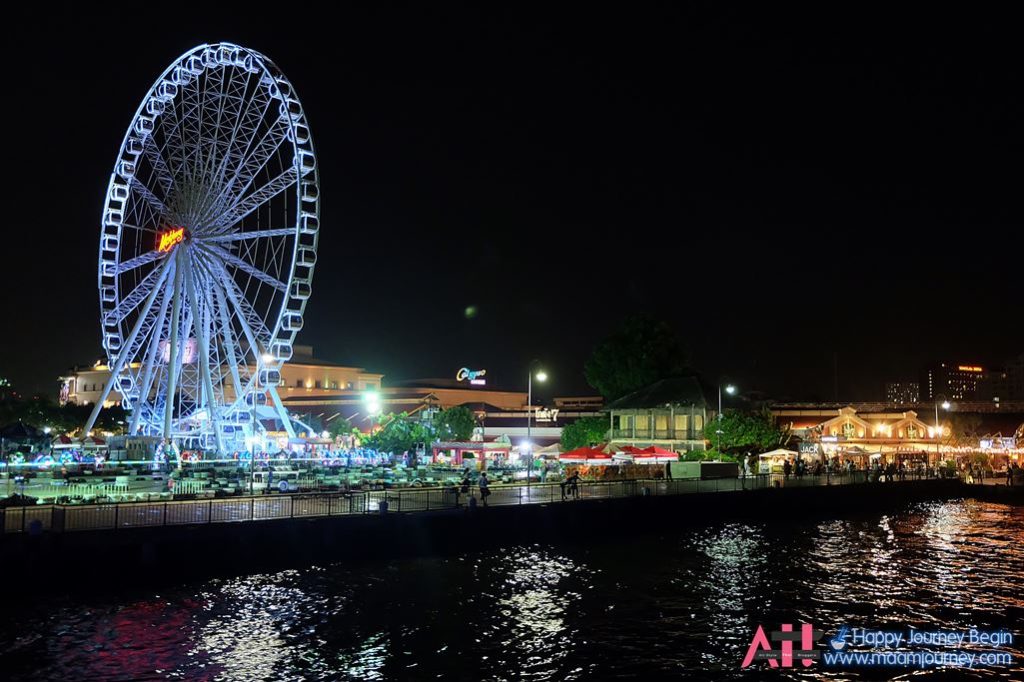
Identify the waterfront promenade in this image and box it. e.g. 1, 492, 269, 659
2, 472, 976, 536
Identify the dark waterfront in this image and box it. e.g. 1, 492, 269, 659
1, 498, 1021, 680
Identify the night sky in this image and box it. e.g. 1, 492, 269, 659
5, 5, 1021, 402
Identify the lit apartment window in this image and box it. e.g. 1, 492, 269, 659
694, 415, 704, 431
655, 415, 668, 431
635, 415, 649, 431
674, 415, 689, 432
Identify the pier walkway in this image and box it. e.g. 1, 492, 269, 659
1, 472, 965, 535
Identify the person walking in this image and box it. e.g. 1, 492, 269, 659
478, 471, 491, 506
783, 458, 792, 481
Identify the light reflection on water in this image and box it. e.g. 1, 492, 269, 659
1, 500, 1021, 680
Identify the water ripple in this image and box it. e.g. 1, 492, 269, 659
0, 500, 1020, 680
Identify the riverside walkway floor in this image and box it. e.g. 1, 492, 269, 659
2, 472, 966, 535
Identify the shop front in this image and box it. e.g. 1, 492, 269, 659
431, 441, 512, 470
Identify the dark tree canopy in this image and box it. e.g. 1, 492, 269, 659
584, 315, 690, 400
326, 416, 353, 439
560, 416, 610, 451
362, 412, 429, 453
711, 408, 791, 454
431, 406, 476, 442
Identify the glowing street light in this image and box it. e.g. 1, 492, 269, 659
934, 396, 952, 462
364, 391, 381, 413
717, 383, 737, 457
526, 363, 548, 486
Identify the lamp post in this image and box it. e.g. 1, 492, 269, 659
717, 383, 736, 458
526, 363, 547, 486
934, 396, 951, 472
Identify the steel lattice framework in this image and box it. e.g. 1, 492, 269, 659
85, 43, 319, 453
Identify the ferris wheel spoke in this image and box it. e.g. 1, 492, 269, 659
130, 279, 173, 434
203, 227, 297, 242
209, 278, 245, 405
205, 68, 251, 194
201, 243, 288, 293
83, 258, 173, 436
208, 114, 291, 228
122, 221, 160, 235
122, 284, 173, 370
130, 177, 169, 219
142, 135, 177, 198
104, 257, 173, 325
116, 249, 165, 275
183, 257, 225, 451
209, 166, 298, 230
221, 273, 274, 350
193, 249, 274, 349
211, 80, 273, 206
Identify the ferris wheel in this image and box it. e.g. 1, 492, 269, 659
84, 43, 319, 453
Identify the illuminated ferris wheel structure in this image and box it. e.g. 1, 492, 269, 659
84, 43, 319, 452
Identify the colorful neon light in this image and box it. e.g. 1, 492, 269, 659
157, 227, 186, 252
456, 368, 487, 385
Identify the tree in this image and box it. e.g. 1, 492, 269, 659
326, 416, 353, 439
711, 408, 790, 455
94, 403, 128, 434
432, 406, 476, 442
584, 315, 690, 400
362, 412, 430, 453
560, 416, 609, 450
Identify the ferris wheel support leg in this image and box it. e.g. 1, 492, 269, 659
84, 258, 173, 437
130, 277, 173, 435
163, 252, 186, 443
268, 385, 296, 439
183, 257, 225, 454
211, 283, 244, 402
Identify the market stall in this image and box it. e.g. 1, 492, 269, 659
757, 448, 798, 473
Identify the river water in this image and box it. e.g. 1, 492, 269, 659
1, 498, 1021, 680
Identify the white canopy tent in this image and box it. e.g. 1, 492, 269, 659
758, 448, 799, 459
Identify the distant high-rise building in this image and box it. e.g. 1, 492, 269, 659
920, 362, 984, 401
885, 382, 919, 404
978, 353, 1024, 402
1008, 353, 1024, 400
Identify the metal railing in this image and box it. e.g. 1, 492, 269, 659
0, 472, 947, 535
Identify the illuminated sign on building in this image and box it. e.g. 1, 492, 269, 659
157, 226, 186, 252
534, 408, 560, 423
957, 365, 983, 373
456, 368, 487, 385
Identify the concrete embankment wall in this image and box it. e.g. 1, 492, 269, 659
0, 480, 1008, 591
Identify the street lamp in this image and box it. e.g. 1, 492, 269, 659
526, 363, 547, 486
364, 390, 381, 419
717, 383, 736, 458
934, 396, 951, 468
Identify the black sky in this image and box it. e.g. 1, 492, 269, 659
4, 5, 1022, 402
